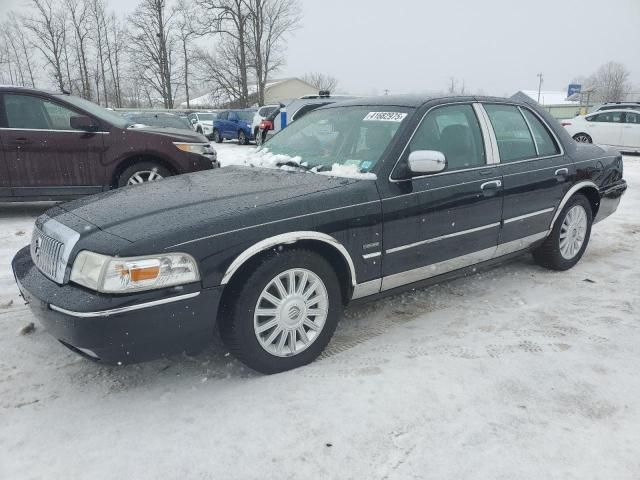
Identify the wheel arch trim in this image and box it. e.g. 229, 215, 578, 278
550, 180, 599, 229
220, 231, 357, 287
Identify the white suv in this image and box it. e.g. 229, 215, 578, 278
251, 105, 279, 142
188, 112, 218, 140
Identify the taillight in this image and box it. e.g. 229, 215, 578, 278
260, 119, 273, 130
561, 121, 572, 126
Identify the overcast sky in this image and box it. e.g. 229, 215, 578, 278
2, 0, 638, 96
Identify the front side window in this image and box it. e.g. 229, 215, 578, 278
484, 104, 536, 162
406, 104, 486, 172
4, 94, 85, 131
261, 106, 410, 174
521, 109, 560, 156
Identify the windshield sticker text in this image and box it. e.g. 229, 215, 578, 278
363, 112, 407, 122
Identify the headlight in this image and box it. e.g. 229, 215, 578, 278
70, 251, 200, 293
173, 142, 214, 156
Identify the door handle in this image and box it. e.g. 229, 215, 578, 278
555, 168, 569, 176
12, 137, 30, 145
480, 179, 502, 190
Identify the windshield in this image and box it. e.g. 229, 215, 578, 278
126, 114, 191, 130
54, 94, 130, 128
259, 106, 410, 176
237, 111, 255, 122
197, 113, 216, 121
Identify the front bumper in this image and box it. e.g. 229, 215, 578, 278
12, 246, 224, 365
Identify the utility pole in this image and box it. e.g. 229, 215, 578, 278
536, 73, 544, 103
383, 89, 390, 96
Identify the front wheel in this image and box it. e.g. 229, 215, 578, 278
117, 162, 171, 188
220, 249, 342, 374
213, 129, 223, 143
533, 194, 592, 270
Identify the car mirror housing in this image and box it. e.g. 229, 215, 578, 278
70, 115, 98, 131
408, 150, 447, 175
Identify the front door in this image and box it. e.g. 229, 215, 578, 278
380, 102, 503, 291
0, 132, 10, 198
482, 103, 571, 250
622, 111, 640, 149
0, 92, 106, 198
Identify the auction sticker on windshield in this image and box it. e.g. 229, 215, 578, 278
363, 112, 407, 122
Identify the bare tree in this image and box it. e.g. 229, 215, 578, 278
245, 0, 301, 105
302, 72, 338, 92
174, 0, 200, 108
447, 77, 466, 95
586, 61, 632, 103
66, 0, 92, 99
23, 0, 67, 92
104, 12, 126, 107
198, 0, 252, 107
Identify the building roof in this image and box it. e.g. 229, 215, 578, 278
513, 90, 578, 106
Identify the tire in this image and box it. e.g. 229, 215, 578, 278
196, 126, 203, 135
238, 129, 248, 145
213, 129, 223, 143
533, 193, 593, 271
573, 133, 592, 144
220, 249, 342, 374
117, 161, 171, 188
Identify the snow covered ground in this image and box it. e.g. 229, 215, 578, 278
1, 147, 639, 479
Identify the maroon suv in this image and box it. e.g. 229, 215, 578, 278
0, 86, 218, 201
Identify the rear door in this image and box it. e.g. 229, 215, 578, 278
1, 92, 107, 198
482, 103, 569, 250
621, 111, 640, 149
0, 132, 10, 198
381, 102, 503, 290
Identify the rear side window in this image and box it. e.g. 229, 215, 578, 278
292, 103, 330, 121
217, 111, 228, 120
484, 104, 536, 162
521, 109, 560, 156
408, 104, 486, 172
259, 106, 277, 117
589, 112, 624, 123
625, 112, 640, 124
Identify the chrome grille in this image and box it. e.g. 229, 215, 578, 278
31, 228, 64, 281
30, 217, 81, 284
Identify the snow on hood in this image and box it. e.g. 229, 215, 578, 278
219, 147, 377, 180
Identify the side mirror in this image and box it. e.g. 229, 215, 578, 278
70, 115, 98, 131
190, 118, 197, 124
408, 150, 446, 175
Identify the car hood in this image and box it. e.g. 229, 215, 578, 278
127, 125, 206, 142
59, 166, 359, 244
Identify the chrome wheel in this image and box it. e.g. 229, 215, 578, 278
127, 169, 163, 185
253, 268, 329, 358
559, 205, 588, 259
573, 133, 591, 143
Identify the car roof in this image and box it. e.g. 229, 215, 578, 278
320, 94, 528, 109
587, 109, 639, 114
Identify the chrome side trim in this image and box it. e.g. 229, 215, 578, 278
495, 231, 549, 256
380, 230, 550, 292
169, 200, 380, 248
49, 292, 200, 318
386, 222, 501, 254
549, 181, 599, 229
352, 278, 382, 299
504, 208, 554, 224
220, 231, 357, 287
362, 252, 381, 260
382, 245, 497, 291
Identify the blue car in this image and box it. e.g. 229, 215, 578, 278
212, 109, 257, 145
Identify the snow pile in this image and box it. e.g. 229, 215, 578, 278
215, 142, 376, 180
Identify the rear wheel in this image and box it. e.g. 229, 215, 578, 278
213, 129, 223, 143
238, 129, 249, 145
573, 133, 592, 143
533, 194, 592, 270
220, 249, 342, 374
117, 162, 171, 188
